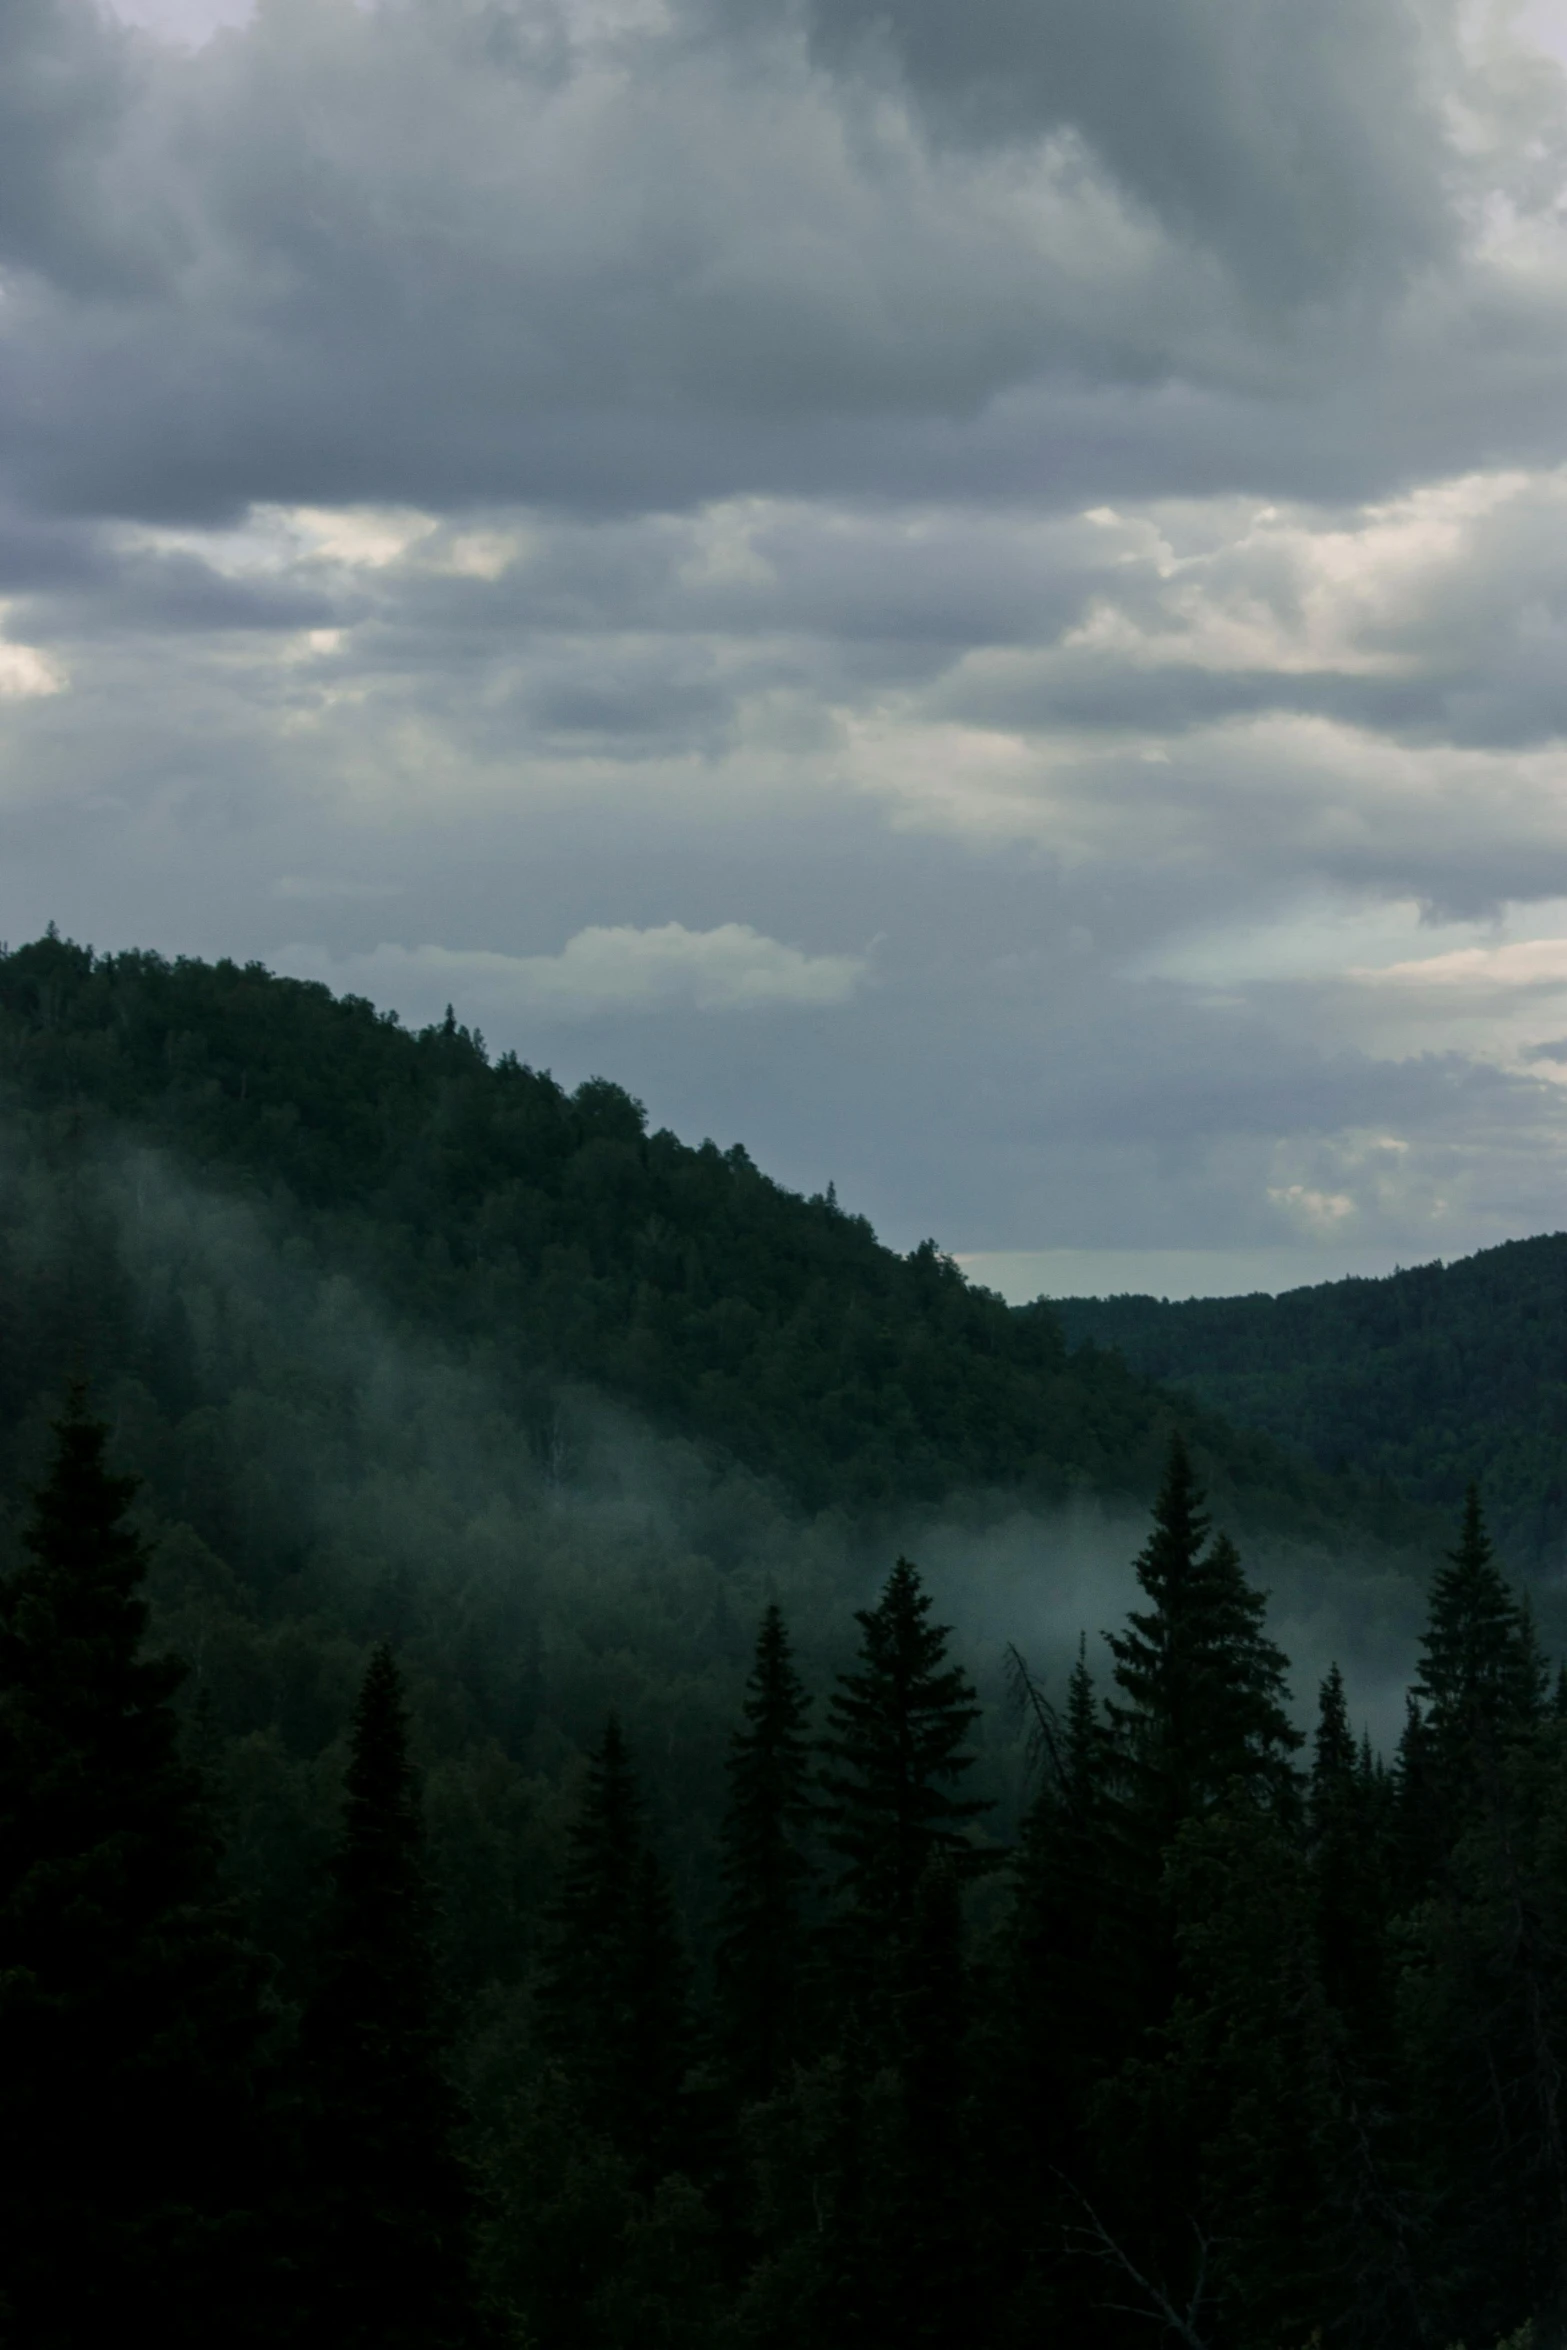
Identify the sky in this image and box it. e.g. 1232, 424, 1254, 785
6, 2, 1567, 1299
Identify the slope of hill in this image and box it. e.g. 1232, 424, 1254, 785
1054, 1238, 1567, 1570
0, 930, 1383, 1543
0, 930, 1448, 1992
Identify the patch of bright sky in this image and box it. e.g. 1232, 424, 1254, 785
1517, 0, 1567, 67
957, 1246, 1423, 1304
1135, 895, 1567, 989
101, 0, 256, 46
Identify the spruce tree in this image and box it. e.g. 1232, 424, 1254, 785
1414, 1485, 1541, 1795
819, 1558, 991, 1952
1105, 1435, 1301, 1853
0, 1392, 273, 2346
1308, 1663, 1390, 2052
892, 1850, 975, 2350
716, 1603, 814, 2104
301, 1643, 476, 2350
1391, 1692, 1446, 1908
539, 1713, 691, 2184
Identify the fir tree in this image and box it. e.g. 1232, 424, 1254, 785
1391, 1692, 1446, 1908
1309, 1664, 1391, 2054
1414, 1485, 1541, 1795
819, 1559, 992, 1952
1105, 1435, 1302, 1853
301, 1643, 476, 2350
893, 1850, 976, 2350
539, 1713, 691, 2184
0, 1391, 273, 2345
716, 1602, 814, 2105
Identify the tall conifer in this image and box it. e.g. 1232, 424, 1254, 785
539, 1713, 691, 2183
716, 1603, 814, 2104
0, 1392, 272, 2345
301, 1643, 476, 2350
1414, 1485, 1541, 1794
1309, 1663, 1390, 2050
1105, 1436, 1301, 1852
819, 1558, 991, 1952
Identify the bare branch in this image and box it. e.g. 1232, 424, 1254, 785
1005, 1641, 1068, 1792
1059, 2178, 1215, 2350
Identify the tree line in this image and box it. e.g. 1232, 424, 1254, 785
1, 1402, 1558, 2348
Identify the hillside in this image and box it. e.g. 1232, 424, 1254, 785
0, 930, 1383, 1543
1055, 1238, 1567, 1571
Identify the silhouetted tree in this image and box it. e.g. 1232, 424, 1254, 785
716, 1602, 814, 2105
819, 1558, 991, 1956
0, 1391, 273, 2346
539, 1713, 691, 2184
301, 1643, 477, 2349
1415, 1485, 1541, 1800
1105, 1437, 1302, 1857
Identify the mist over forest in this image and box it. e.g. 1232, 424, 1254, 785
2, 933, 1562, 2350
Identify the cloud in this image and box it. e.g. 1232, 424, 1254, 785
1363, 939, 1567, 991
281, 927, 869, 1025
3, 0, 1567, 1292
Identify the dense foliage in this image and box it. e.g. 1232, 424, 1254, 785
1056, 1242, 1567, 1567
0, 930, 1398, 1537
4, 1403, 1560, 2350
3, 929, 1544, 2343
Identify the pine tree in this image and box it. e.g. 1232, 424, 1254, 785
893, 1850, 976, 2350
819, 1558, 991, 1953
301, 1643, 476, 2350
1414, 1485, 1541, 1796
1309, 1664, 1391, 2053
716, 1602, 814, 2105
1105, 1436, 1302, 1854
538, 1713, 691, 2184
0, 1391, 273, 2345
1391, 1692, 1447, 1908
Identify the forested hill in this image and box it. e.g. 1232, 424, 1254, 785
1055, 1238, 1567, 1569
0, 929, 1371, 1540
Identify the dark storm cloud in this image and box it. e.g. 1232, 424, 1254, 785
773, 0, 1451, 300
0, 0, 1557, 530
3, 0, 1567, 1290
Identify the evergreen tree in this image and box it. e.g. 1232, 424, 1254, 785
1309, 1662, 1390, 2044
892, 1850, 976, 2350
1414, 1485, 1541, 1796
539, 1713, 691, 2184
819, 1559, 991, 1954
1004, 1637, 1120, 2200
1392, 1692, 1446, 1909
301, 1642, 476, 2350
1105, 1436, 1302, 1856
716, 1602, 814, 2105
0, 1391, 274, 2346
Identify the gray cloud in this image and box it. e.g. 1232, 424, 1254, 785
3, 0, 1567, 1290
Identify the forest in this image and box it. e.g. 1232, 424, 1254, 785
0, 932, 1559, 2348
1056, 1245, 1567, 1572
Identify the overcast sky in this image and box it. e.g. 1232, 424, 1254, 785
6, 0, 1567, 1297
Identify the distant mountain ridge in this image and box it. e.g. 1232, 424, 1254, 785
1055, 1237, 1567, 1571
0, 930, 1398, 1547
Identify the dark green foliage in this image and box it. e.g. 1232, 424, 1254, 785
819, 1558, 992, 1949
1056, 1242, 1567, 1568
0, 1394, 273, 2346
716, 1604, 814, 2104
1414, 1484, 1542, 1794
301, 1642, 477, 2349
891, 1851, 976, 2350
15, 936, 1567, 2346
539, 1715, 692, 2184
1105, 1435, 1302, 1857
1310, 1663, 1392, 2046
0, 931, 1402, 1535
